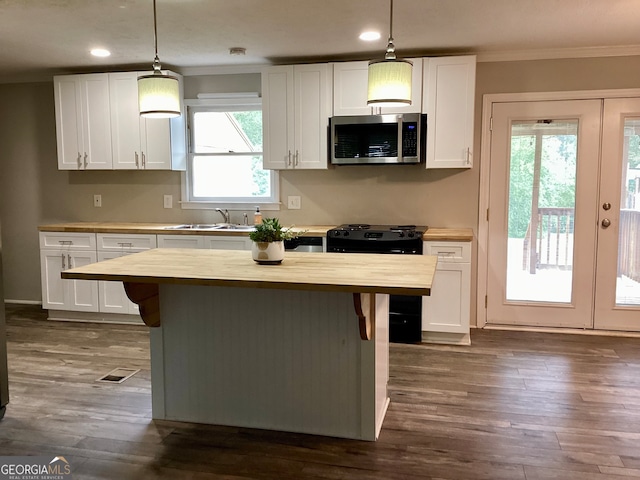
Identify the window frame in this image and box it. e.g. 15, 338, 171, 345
180, 98, 280, 211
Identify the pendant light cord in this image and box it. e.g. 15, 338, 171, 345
385, 0, 396, 60
152, 0, 162, 72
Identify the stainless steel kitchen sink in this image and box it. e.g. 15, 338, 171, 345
163, 224, 255, 231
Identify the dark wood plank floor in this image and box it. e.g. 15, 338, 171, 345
2, 304, 640, 479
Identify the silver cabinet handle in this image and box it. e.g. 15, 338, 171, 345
295, 151, 299, 166
142, 152, 146, 168
117, 242, 133, 248
466, 147, 471, 165
68, 254, 73, 269
287, 151, 292, 166
77, 153, 82, 169
84, 153, 88, 168
135, 152, 139, 168
61, 253, 66, 270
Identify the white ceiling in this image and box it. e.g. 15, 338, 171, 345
2, 0, 640, 83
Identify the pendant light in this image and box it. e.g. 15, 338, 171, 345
367, 0, 413, 107
138, 0, 181, 118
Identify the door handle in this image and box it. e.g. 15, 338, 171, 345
601, 218, 611, 228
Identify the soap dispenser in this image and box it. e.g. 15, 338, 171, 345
253, 207, 262, 225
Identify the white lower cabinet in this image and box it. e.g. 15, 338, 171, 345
97, 234, 157, 315
157, 234, 252, 250
40, 231, 252, 322
157, 235, 205, 249
39, 232, 98, 312
204, 236, 252, 250
422, 241, 471, 345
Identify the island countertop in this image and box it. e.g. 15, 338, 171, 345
62, 248, 437, 296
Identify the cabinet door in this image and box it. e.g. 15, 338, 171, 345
262, 66, 294, 169
81, 74, 113, 169
293, 64, 331, 169
109, 72, 143, 169
40, 250, 67, 309
203, 236, 252, 250
98, 251, 139, 314
141, 117, 172, 169
41, 249, 98, 311
422, 262, 471, 334
332, 61, 372, 116
332, 59, 423, 116
66, 251, 99, 312
54, 76, 83, 170
54, 74, 112, 170
423, 55, 476, 169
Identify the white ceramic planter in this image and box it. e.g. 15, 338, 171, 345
251, 241, 285, 264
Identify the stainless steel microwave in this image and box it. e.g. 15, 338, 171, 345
330, 113, 426, 165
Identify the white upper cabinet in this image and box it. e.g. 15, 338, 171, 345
54, 74, 113, 170
109, 71, 186, 171
54, 71, 186, 171
262, 64, 332, 170
422, 55, 476, 169
332, 59, 423, 116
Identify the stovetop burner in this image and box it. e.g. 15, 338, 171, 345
344, 224, 371, 230
334, 224, 426, 234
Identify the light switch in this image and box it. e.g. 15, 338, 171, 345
287, 196, 301, 209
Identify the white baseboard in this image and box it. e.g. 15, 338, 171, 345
46, 310, 144, 326
4, 299, 42, 306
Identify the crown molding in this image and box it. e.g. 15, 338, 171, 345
476, 44, 640, 63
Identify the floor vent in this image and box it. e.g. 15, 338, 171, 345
97, 368, 140, 384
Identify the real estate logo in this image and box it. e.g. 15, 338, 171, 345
0, 456, 72, 480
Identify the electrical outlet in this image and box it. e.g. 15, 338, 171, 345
93, 194, 102, 207
287, 196, 301, 209
163, 194, 173, 209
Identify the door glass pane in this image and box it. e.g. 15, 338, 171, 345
506, 120, 578, 303
616, 119, 640, 305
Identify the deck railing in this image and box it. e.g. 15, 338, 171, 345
522, 207, 574, 273
619, 209, 640, 282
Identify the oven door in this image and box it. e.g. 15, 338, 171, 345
326, 237, 423, 254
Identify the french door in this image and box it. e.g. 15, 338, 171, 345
486, 97, 640, 330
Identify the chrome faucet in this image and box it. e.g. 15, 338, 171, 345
215, 208, 230, 223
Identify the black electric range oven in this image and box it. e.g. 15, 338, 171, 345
326, 224, 427, 343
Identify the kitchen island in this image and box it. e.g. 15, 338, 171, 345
62, 248, 437, 441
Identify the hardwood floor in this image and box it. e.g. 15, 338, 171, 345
3, 304, 640, 479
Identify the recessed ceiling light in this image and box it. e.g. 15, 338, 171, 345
91, 48, 111, 58
359, 31, 381, 41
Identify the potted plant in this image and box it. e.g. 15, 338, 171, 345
248, 217, 299, 264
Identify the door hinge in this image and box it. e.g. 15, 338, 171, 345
490, 116, 493, 131
485, 295, 488, 308
486, 208, 489, 221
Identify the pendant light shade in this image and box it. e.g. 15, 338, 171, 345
138, 0, 181, 118
367, 0, 412, 107
138, 70, 180, 118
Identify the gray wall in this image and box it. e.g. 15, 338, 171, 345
2, 55, 640, 322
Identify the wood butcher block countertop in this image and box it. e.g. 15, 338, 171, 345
39, 223, 473, 241
62, 248, 437, 296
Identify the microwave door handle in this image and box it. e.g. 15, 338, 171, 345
398, 116, 403, 160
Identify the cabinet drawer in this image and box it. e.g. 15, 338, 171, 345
39, 232, 96, 250
157, 234, 205, 249
423, 241, 471, 263
97, 233, 157, 251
